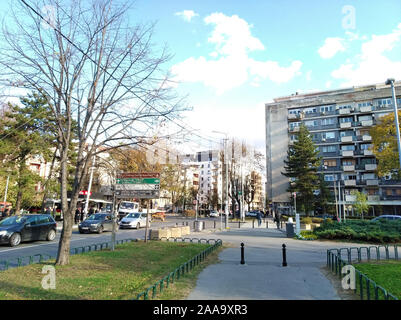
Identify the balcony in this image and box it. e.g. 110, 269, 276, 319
288, 114, 298, 120
365, 164, 377, 171
361, 120, 373, 127
342, 150, 354, 157
362, 135, 372, 141
341, 136, 353, 142
343, 165, 355, 171
340, 122, 352, 128
360, 106, 373, 113
366, 179, 379, 186
364, 150, 374, 156
344, 180, 357, 186
368, 195, 380, 202
289, 126, 300, 132
345, 195, 356, 202
339, 108, 351, 114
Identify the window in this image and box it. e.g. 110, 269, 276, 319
289, 109, 301, 115
362, 173, 376, 180
324, 175, 336, 181
290, 122, 301, 130
338, 104, 352, 110
341, 145, 355, 151
322, 145, 337, 153
342, 160, 355, 166
321, 118, 336, 126
340, 130, 353, 137
358, 101, 371, 108
304, 107, 317, 114
320, 105, 334, 112
377, 98, 393, 107
322, 132, 336, 139
290, 134, 298, 141
359, 115, 372, 121
360, 144, 372, 150
339, 117, 353, 123
324, 160, 337, 167
305, 120, 318, 127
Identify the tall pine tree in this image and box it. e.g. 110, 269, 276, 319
282, 124, 321, 216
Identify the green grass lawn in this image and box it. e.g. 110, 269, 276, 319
354, 260, 401, 300
0, 241, 222, 300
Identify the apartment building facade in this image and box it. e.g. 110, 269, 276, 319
265, 82, 401, 216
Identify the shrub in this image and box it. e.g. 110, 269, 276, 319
302, 217, 313, 224
312, 218, 324, 223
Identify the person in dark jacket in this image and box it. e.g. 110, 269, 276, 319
257, 210, 262, 226
75, 208, 81, 224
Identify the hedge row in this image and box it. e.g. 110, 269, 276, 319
313, 220, 401, 243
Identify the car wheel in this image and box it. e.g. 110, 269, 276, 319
97, 225, 104, 234
47, 229, 56, 241
9, 233, 21, 247
136, 223, 140, 229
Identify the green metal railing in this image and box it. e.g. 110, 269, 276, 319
327, 245, 399, 300
135, 238, 223, 300
0, 238, 138, 271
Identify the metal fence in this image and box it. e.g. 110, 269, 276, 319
327, 245, 399, 300
134, 238, 223, 300
0, 238, 137, 271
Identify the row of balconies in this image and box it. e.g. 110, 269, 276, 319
344, 194, 401, 202
288, 103, 391, 121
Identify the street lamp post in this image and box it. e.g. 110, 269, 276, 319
386, 78, 401, 171
83, 155, 96, 220
3, 174, 10, 203
212, 131, 229, 229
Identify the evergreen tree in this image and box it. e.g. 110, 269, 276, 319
282, 124, 321, 216
0, 93, 56, 212
314, 174, 335, 215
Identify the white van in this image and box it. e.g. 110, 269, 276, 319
118, 201, 140, 220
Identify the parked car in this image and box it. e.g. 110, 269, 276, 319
209, 210, 219, 217
0, 214, 57, 247
119, 212, 150, 229
79, 213, 115, 234
371, 215, 401, 222
245, 211, 258, 217
152, 210, 166, 221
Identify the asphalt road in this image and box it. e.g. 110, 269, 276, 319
0, 215, 220, 267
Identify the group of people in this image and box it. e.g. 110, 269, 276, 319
74, 206, 99, 224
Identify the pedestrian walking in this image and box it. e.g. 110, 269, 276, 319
75, 208, 81, 224
257, 210, 262, 226
80, 208, 85, 222
45, 207, 51, 215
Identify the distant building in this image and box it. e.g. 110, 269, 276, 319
265, 81, 401, 216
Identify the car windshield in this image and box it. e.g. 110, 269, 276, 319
87, 214, 105, 221
126, 213, 140, 219
0, 216, 27, 226
120, 202, 135, 209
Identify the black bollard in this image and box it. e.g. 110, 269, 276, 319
214, 220, 216, 229
266, 220, 268, 229
282, 244, 287, 267
252, 219, 255, 228
239, 220, 241, 228
240, 243, 245, 264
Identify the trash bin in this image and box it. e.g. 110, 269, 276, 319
286, 222, 295, 238
194, 220, 204, 232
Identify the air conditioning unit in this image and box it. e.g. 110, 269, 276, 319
350, 108, 355, 112
322, 138, 326, 142
321, 111, 326, 115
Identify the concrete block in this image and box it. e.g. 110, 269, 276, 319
170, 227, 182, 238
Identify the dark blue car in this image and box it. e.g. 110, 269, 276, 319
0, 214, 57, 247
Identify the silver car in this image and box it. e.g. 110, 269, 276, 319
119, 212, 150, 229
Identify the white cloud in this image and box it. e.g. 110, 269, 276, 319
318, 37, 346, 59
331, 23, 401, 87
171, 13, 302, 94
175, 10, 199, 22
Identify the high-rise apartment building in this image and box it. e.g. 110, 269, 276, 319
265, 82, 401, 216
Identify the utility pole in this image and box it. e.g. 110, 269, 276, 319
83, 155, 96, 220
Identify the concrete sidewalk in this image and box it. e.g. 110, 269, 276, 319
186, 225, 352, 300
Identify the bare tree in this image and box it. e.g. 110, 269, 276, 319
0, 0, 186, 265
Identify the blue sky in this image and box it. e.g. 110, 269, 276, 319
1, 0, 401, 153
124, 0, 401, 152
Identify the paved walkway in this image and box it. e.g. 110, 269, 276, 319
186, 221, 358, 300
